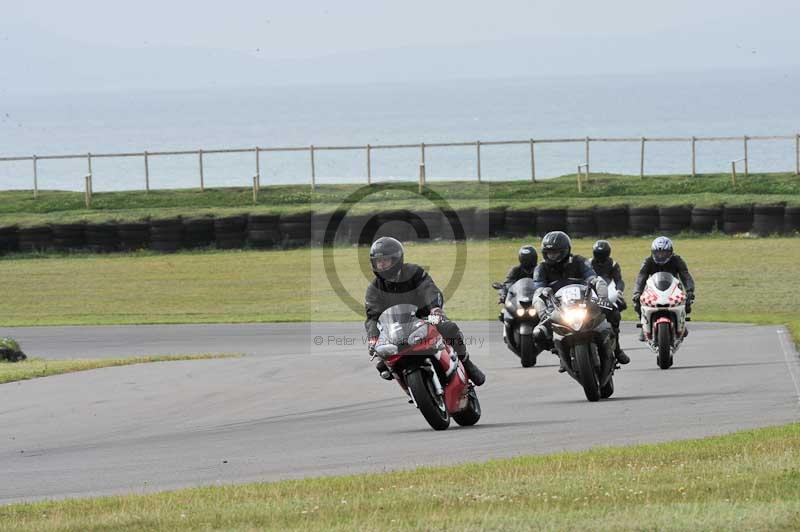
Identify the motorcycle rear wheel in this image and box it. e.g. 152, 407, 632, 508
574, 343, 600, 402
657, 322, 674, 370
519, 334, 538, 367
407, 369, 451, 430
452, 387, 482, 426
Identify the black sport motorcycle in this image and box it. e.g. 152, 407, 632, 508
538, 279, 617, 402
492, 279, 542, 367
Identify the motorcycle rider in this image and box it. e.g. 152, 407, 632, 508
498, 245, 538, 302
531, 231, 630, 369
632, 236, 696, 341
365, 236, 486, 386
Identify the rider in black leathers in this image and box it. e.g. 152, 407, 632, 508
632, 236, 696, 341
532, 231, 630, 367
365, 237, 485, 385
498, 245, 538, 302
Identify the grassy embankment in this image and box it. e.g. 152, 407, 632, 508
1, 423, 798, 530
1, 172, 798, 226
1, 236, 798, 342
0, 354, 240, 384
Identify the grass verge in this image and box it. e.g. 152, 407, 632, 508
1, 423, 798, 531
1, 235, 798, 342
0, 353, 240, 384
1, 172, 799, 226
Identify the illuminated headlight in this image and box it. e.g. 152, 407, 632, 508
563, 307, 587, 330
527, 308, 537, 317
516, 308, 525, 317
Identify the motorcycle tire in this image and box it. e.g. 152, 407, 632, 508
657, 322, 674, 370
406, 369, 451, 430
574, 343, 600, 402
519, 334, 538, 367
452, 387, 482, 426
600, 375, 614, 399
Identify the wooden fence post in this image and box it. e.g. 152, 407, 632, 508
366, 144, 371, 185
144, 151, 150, 193
743, 135, 749, 177
32, 155, 38, 199
476, 140, 482, 183
585, 136, 590, 181
639, 137, 646, 178
255, 147, 261, 190
85, 174, 92, 208
796, 134, 800, 176
530, 139, 536, 182
310, 145, 316, 190
731, 161, 737, 186
419, 163, 426, 194
253, 175, 259, 204
691, 137, 696, 177
198, 149, 205, 191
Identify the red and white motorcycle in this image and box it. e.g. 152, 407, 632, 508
638, 272, 689, 369
373, 304, 481, 430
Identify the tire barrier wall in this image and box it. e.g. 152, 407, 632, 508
0, 203, 796, 256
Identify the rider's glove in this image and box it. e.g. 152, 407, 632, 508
428, 307, 445, 325
632, 294, 641, 311
367, 336, 379, 356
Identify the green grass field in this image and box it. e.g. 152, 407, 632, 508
1, 235, 798, 341
0, 353, 240, 384
2, 423, 798, 531
2, 172, 798, 226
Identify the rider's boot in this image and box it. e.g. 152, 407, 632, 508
638, 329, 646, 342
375, 359, 393, 380
455, 343, 485, 386
614, 342, 630, 365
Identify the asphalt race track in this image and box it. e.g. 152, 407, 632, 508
1, 321, 798, 504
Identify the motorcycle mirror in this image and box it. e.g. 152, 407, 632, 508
491, 282, 503, 290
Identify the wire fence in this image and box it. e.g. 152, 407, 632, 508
2, 134, 799, 198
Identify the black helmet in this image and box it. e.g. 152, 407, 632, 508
370, 237, 404, 279
592, 240, 611, 262
518, 245, 538, 271
651, 236, 674, 265
541, 231, 572, 265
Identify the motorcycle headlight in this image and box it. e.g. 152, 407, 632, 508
563, 307, 587, 331
515, 308, 525, 317
527, 308, 537, 317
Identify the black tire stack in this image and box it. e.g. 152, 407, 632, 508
566, 208, 595, 237
279, 212, 312, 248
537, 208, 567, 236
752, 204, 785, 236
249, 213, 281, 249
722, 206, 753, 235
18, 226, 53, 252
785, 206, 800, 234
628, 206, 659, 236
0, 225, 19, 255
658, 205, 692, 235
417, 211, 443, 241
690, 206, 722, 233
214, 215, 248, 249
503, 209, 535, 237
595, 206, 628, 236
150, 218, 183, 253
51, 223, 86, 252
450, 207, 474, 240
118, 221, 151, 251
373, 210, 411, 242
473, 207, 505, 239
182, 217, 215, 249
85, 222, 118, 253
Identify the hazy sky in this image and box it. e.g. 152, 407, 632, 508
2, 1, 799, 90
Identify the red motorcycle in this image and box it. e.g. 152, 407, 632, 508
373, 304, 481, 430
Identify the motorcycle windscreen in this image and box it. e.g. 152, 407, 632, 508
377, 304, 420, 345
651, 272, 677, 291
510, 277, 536, 306
554, 283, 588, 304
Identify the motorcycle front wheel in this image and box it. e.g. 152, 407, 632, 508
574, 343, 600, 402
452, 386, 482, 426
519, 334, 538, 367
407, 369, 451, 430
657, 322, 674, 370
